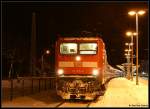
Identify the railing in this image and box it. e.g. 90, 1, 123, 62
6, 76, 56, 101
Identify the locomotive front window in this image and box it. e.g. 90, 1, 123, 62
60, 43, 77, 54
79, 43, 97, 54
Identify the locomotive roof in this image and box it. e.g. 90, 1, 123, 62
58, 37, 103, 42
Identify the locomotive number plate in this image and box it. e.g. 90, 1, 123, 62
74, 62, 82, 67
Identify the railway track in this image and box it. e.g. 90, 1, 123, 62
55, 101, 66, 108
55, 100, 92, 108
55, 92, 106, 108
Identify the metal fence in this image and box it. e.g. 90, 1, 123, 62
7, 76, 56, 101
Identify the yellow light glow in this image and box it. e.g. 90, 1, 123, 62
57, 69, 64, 75
125, 53, 130, 56
138, 10, 145, 15
46, 50, 50, 54
133, 32, 137, 36
124, 49, 131, 52
126, 31, 132, 36
125, 49, 128, 52
130, 43, 134, 46
128, 49, 131, 51
126, 31, 137, 37
92, 69, 99, 76
125, 43, 129, 45
128, 11, 136, 16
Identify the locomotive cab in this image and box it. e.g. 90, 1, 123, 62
55, 37, 106, 100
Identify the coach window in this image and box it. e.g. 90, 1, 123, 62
60, 43, 77, 54
79, 43, 97, 54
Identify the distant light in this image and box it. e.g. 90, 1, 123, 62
128, 10, 146, 16
125, 43, 133, 46
125, 43, 129, 46
124, 53, 130, 56
138, 10, 145, 15
128, 11, 136, 16
126, 31, 137, 36
46, 50, 50, 54
142, 71, 146, 74
130, 43, 134, 46
124, 49, 131, 52
126, 31, 132, 36
128, 49, 131, 51
133, 32, 137, 36
124, 49, 128, 52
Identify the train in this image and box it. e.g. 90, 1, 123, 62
55, 35, 120, 100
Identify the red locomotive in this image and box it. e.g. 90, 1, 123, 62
55, 36, 107, 100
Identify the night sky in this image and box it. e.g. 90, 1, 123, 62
2, 1, 148, 75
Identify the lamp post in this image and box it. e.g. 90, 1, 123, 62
125, 43, 132, 80
124, 52, 130, 79
41, 50, 50, 76
128, 10, 146, 85
126, 32, 137, 81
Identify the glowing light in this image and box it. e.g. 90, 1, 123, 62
125, 43, 132, 46
46, 50, 50, 54
138, 10, 145, 15
76, 56, 81, 61
128, 49, 131, 51
125, 43, 129, 46
57, 69, 64, 75
128, 10, 146, 16
92, 69, 99, 76
133, 32, 137, 36
125, 49, 131, 52
130, 43, 134, 46
128, 11, 136, 16
126, 31, 132, 36
142, 71, 145, 74
125, 53, 130, 56
126, 31, 137, 36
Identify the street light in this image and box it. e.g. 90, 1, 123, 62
128, 10, 146, 85
41, 50, 50, 76
124, 51, 130, 79
124, 43, 132, 80
126, 31, 137, 81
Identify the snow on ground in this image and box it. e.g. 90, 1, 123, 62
90, 77, 148, 107
2, 77, 148, 108
2, 90, 62, 107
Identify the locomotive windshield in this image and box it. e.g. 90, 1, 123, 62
79, 43, 97, 54
60, 43, 77, 54
60, 43, 97, 55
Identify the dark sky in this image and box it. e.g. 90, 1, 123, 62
2, 1, 149, 67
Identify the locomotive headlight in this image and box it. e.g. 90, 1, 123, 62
76, 56, 81, 61
92, 69, 99, 76
57, 69, 64, 75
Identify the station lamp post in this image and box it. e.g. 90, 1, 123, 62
124, 52, 130, 79
126, 31, 137, 81
128, 10, 146, 85
41, 50, 50, 76
124, 43, 132, 80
